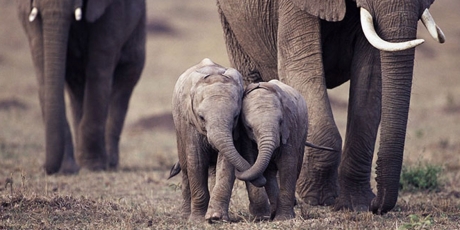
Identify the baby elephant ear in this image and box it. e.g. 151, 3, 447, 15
291, 0, 346, 22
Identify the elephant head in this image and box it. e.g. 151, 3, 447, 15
293, 0, 445, 214
175, 58, 266, 186
17, 0, 117, 174
236, 80, 305, 181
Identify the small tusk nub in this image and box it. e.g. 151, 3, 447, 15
29, 7, 38, 22
75, 8, 82, 21
421, 9, 445, 43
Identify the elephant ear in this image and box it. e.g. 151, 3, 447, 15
291, 0, 346, 21
86, 0, 115, 23
271, 84, 297, 145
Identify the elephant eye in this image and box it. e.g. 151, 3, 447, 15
199, 115, 205, 122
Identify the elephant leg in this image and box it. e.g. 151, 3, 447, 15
272, 148, 298, 221
217, 4, 276, 86
76, 64, 113, 170
335, 36, 381, 211
240, 139, 270, 220
245, 181, 271, 221
206, 153, 235, 222
105, 13, 145, 169
187, 150, 210, 222
263, 167, 279, 220
277, 0, 341, 206
105, 61, 143, 169
59, 118, 79, 174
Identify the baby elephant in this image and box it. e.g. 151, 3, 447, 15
236, 80, 311, 221
172, 58, 264, 222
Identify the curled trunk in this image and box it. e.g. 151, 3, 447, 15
236, 135, 277, 182
209, 129, 267, 186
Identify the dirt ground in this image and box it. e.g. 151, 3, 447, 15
1, 0, 459, 229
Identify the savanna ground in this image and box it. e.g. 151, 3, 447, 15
1, 0, 459, 229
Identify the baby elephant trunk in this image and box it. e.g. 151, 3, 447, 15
236, 136, 277, 182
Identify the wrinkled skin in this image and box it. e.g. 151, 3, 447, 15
172, 58, 268, 222
237, 80, 308, 221
217, 0, 444, 214
17, 0, 146, 174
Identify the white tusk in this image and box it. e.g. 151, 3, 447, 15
75, 8, 82, 21
29, 7, 38, 22
421, 9, 445, 43
360, 8, 425, 52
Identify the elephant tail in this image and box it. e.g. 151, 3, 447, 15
305, 141, 338, 152
168, 162, 181, 179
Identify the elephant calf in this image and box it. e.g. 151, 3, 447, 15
236, 80, 309, 221
171, 58, 266, 222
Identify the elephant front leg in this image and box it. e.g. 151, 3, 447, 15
76, 49, 118, 171
105, 60, 144, 169
277, 0, 341, 206
335, 38, 381, 211
186, 146, 211, 222
206, 154, 235, 222
59, 119, 80, 174
271, 148, 299, 221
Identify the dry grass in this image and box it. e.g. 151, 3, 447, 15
1, 0, 460, 229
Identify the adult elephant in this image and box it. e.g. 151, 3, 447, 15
18, 0, 146, 174
217, 0, 445, 214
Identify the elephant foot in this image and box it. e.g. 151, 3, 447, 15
333, 184, 375, 212
77, 157, 108, 171
188, 214, 205, 222
204, 209, 229, 222
297, 147, 340, 206
272, 211, 295, 221
297, 173, 338, 206
249, 201, 271, 220
59, 159, 80, 175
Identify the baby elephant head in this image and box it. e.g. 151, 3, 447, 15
237, 80, 307, 181
186, 58, 244, 140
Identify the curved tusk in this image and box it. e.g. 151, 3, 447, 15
360, 8, 425, 52
29, 7, 38, 22
75, 8, 82, 21
421, 9, 445, 43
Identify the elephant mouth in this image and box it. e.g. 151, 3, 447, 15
360, 8, 445, 52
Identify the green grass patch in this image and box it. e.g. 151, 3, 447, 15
399, 162, 443, 192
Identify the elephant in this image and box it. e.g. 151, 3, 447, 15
235, 79, 310, 221
17, 0, 146, 174
171, 58, 268, 222
216, 0, 445, 214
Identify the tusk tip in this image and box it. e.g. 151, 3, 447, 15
413, 39, 425, 46
29, 7, 38, 22
75, 8, 82, 21
436, 26, 446, 43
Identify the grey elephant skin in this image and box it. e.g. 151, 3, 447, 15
217, 0, 445, 214
236, 80, 309, 221
17, 0, 146, 174
172, 58, 268, 222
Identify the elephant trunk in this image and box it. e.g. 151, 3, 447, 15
371, 7, 418, 214
208, 128, 267, 187
41, 5, 72, 174
236, 133, 277, 182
